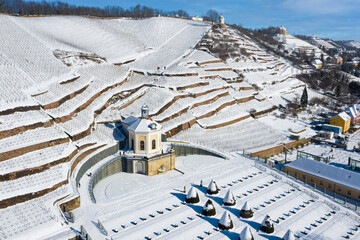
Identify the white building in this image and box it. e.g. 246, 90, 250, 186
191, 15, 203, 21
121, 104, 175, 176
122, 104, 162, 155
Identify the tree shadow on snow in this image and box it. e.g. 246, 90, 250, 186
201, 216, 219, 228
206, 194, 224, 206
172, 188, 185, 192
192, 184, 207, 195
259, 233, 282, 240
240, 219, 261, 231
69, 227, 81, 235
223, 206, 240, 217
219, 229, 240, 240
185, 203, 203, 214
170, 192, 186, 202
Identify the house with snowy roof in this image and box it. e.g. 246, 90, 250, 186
311, 59, 323, 69
191, 15, 203, 21
121, 104, 175, 176
332, 55, 343, 65
329, 111, 351, 133
285, 157, 360, 202
344, 104, 360, 125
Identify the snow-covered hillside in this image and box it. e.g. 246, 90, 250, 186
0, 15, 358, 240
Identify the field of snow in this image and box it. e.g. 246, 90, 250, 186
1, 14, 358, 240
279, 34, 323, 57
345, 41, 360, 49
310, 37, 339, 50
69, 154, 360, 240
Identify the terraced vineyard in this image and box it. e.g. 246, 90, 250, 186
0, 15, 355, 240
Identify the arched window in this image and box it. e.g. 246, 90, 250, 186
152, 139, 156, 150
140, 140, 145, 151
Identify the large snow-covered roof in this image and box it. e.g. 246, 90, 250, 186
286, 157, 360, 191
127, 118, 162, 133
122, 115, 138, 126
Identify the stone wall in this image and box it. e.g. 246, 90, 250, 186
0, 137, 69, 162
0, 105, 40, 116
59, 196, 81, 212
203, 114, 250, 129
0, 149, 78, 182
71, 145, 106, 173
0, 119, 53, 140
0, 180, 68, 209
172, 143, 228, 160
147, 152, 175, 176
43, 84, 89, 109
249, 137, 313, 159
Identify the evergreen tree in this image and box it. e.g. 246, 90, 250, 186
335, 85, 341, 97
300, 87, 308, 108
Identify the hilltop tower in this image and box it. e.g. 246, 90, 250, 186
219, 14, 226, 28
280, 26, 287, 35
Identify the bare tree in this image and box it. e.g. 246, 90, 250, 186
205, 9, 219, 25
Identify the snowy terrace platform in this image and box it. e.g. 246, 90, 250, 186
271, 143, 360, 168
71, 154, 360, 240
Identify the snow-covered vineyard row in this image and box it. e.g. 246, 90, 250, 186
0, 15, 355, 240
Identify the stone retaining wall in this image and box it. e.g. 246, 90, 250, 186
43, 84, 89, 109
0, 149, 78, 182
0, 137, 69, 162
0, 119, 53, 140
249, 137, 313, 158
202, 114, 250, 129
0, 180, 68, 209
0, 105, 40, 116
71, 145, 106, 173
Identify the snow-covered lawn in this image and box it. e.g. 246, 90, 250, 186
70, 154, 360, 240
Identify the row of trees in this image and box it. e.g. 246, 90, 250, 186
0, 0, 223, 21
0, 0, 190, 18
